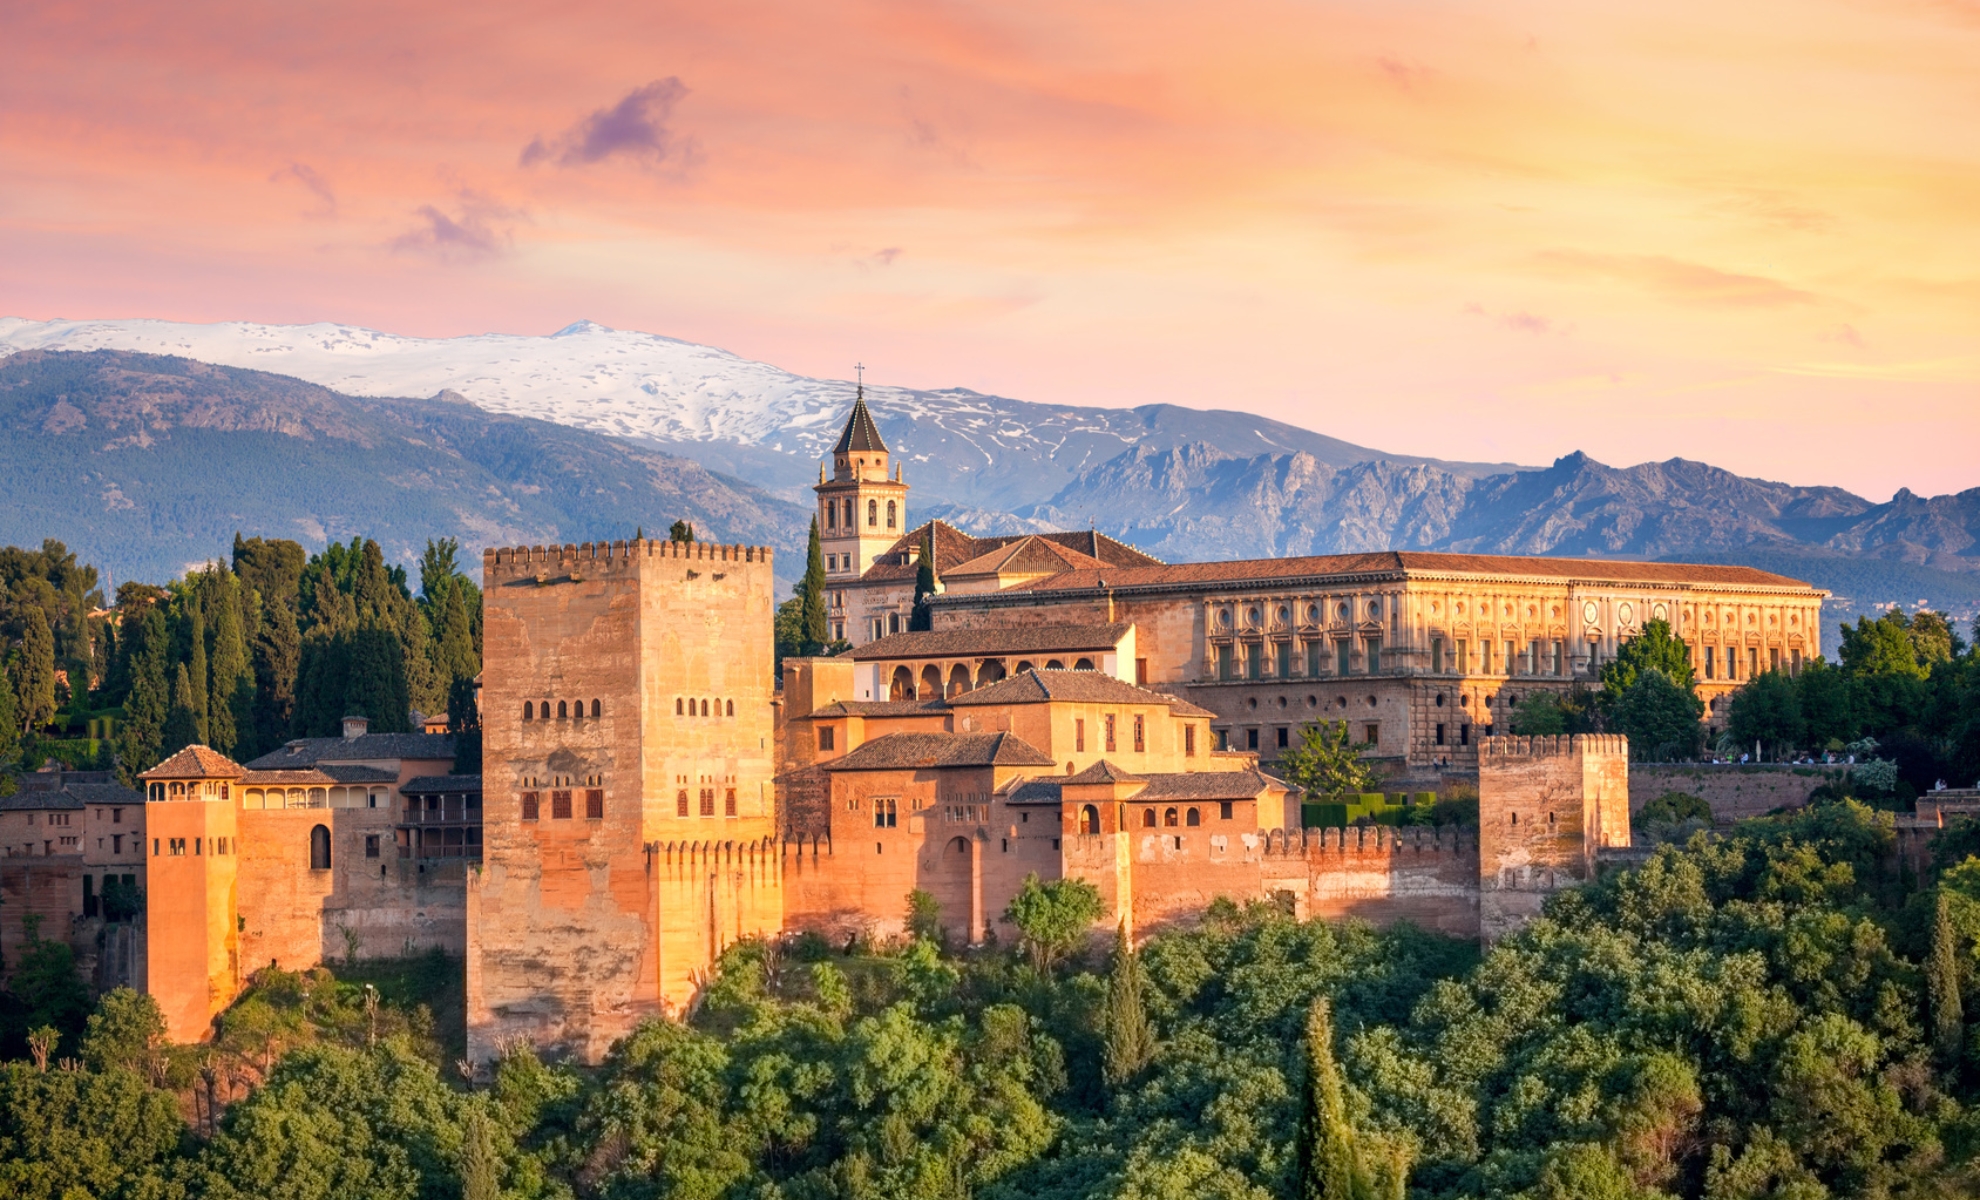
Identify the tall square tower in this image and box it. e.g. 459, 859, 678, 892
814, 390, 909, 609
467, 538, 781, 1064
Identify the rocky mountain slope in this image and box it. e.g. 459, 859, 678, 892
0, 350, 808, 586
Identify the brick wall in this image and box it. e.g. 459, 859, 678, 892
1630, 764, 1828, 820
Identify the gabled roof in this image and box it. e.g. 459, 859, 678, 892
811, 698, 951, 718
240, 765, 400, 787
824, 731, 1056, 771
948, 668, 1216, 717
139, 744, 245, 780
1130, 770, 1283, 802
853, 521, 1162, 585
834, 395, 889, 454
243, 732, 455, 770
946, 536, 1108, 579
849, 623, 1131, 661
1065, 760, 1142, 784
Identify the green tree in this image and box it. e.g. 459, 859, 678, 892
116, 606, 170, 780
448, 673, 482, 775
207, 568, 251, 755
1797, 657, 1856, 747
669, 519, 696, 543
1279, 720, 1378, 798
1298, 996, 1373, 1200
80, 988, 168, 1076
1598, 618, 1694, 707
909, 525, 937, 632
1840, 612, 1926, 680
0, 675, 17, 767
459, 1103, 500, 1200
182, 590, 209, 737
14, 606, 56, 734
162, 663, 202, 756
1930, 890, 1964, 1063
1728, 668, 1804, 758
1606, 667, 1704, 761
1004, 874, 1103, 971
1101, 921, 1155, 1089
799, 516, 829, 652
1508, 690, 1594, 737
907, 888, 943, 944
8, 920, 92, 1041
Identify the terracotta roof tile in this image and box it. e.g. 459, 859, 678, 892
949, 668, 1215, 716
1003, 780, 1064, 805
401, 775, 483, 793
946, 536, 1108, 579
833, 395, 889, 453
855, 522, 1163, 584
243, 732, 456, 770
824, 731, 1056, 771
811, 699, 951, 717
139, 744, 245, 780
1130, 770, 1282, 802
851, 623, 1131, 661
1065, 760, 1142, 784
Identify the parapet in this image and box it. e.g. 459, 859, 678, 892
1259, 824, 1476, 858
483, 539, 774, 581
1479, 734, 1629, 760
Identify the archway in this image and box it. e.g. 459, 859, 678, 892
1074, 657, 1094, 671
976, 660, 1007, 687
1045, 659, 1065, 670
920, 665, 943, 700
1080, 805, 1100, 835
889, 666, 915, 700
947, 664, 971, 697
309, 824, 332, 870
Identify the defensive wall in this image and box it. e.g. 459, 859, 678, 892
1629, 763, 1830, 820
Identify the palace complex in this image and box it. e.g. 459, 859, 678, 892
1, 397, 1832, 1060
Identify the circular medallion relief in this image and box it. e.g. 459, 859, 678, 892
1218, 608, 1231, 628
1247, 607, 1261, 626
1339, 603, 1351, 620
1278, 605, 1291, 624
1618, 602, 1634, 624
1307, 604, 1320, 622
1653, 603, 1668, 621
1582, 600, 1599, 624
1369, 600, 1383, 619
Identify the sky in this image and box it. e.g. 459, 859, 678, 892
4, 0, 1977, 500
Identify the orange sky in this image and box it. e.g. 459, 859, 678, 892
4, 0, 1976, 498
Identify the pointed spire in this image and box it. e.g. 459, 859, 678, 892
833, 381, 888, 454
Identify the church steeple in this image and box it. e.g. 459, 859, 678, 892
814, 370, 911, 630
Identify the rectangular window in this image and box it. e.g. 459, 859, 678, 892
1728, 646, 1738, 679
1503, 641, 1515, 676
1076, 719, 1086, 753
1217, 644, 1234, 681
112, 807, 122, 824
723, 789, 736, 817
1337, 640, 1351, 676
551, 790, 572, 819
1552, 641, 1565, 676
1307, 640, 1322, 676
1365, 636, 1382, 674
1133, 715, 1145, 752
1276, 642, 1292, 678
699, 788, 715, 817
1276, 726, 1289, 749
1481, 640, 1492, 674
1246, 644, 1262, 681
1135, 658, 1148, 685
818, 727, 835, 751
1435, 723, 1446, 745
587, 789, 605, 819
1364, 723, 1380, 747
1750, 648, 1761, 678
522, 791, 540, 821
1220, 801, 1233, 820
1791, 649, 1802, 675
1105, 714, 1117, 751
1431, 638, 1444, 673
1705, 650, 1716, 680
1456, 640, 1469, 674
1246, 728, 1259, 750
1184, 725, 1196, 756
1216, 728, 1229, 751
676, 789, 689, 817
365, 835, 380, 858
153, 838, 160, 856
1460, 724, 1471, 746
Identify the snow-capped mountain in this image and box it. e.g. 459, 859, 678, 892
0, 316, 1524, 512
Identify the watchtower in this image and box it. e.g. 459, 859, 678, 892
1476, 734, 1630, 941
139, 746, 245, 1042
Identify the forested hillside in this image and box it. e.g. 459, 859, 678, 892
9, 802, 1980, 1198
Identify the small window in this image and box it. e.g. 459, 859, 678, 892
552, 790, 573, 819
676, 789, 689, 817
868, 499, 878, 526
1246, 728, 1259, 751
309, 825, 331, 870
1185, 807, 1200, 827
724, 788, 737, 817
676, 698, 684, 715
557, 700, 568, 719
1133, 715, 1145, 752
1164, 808, 1179, 827
592, 698, 602, 718
586, 789, 604, 819
887, 500, 897, 528
1142, 808, 1156, 828
522, 792, 540, 821
1277, 727, 1289, 749
819, 727, 836, 751
701, 699, 710, 717
1080, 804, 1100, 834
524, 701, 534, 720
1185, 725, 1196, 756
726, 700, 734, 717
1105, 714, 1117, 752
700, 788, 715, 817
1220, 801, 1234, 820
365, 835, 380, 858
1075, 719, 1085, 753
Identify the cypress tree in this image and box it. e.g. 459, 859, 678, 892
1101, 921, 1155, 1088
0, 667, 19, 767
16, 606, 58, 734
909, 525, 937, 632
669, 519, 695, 543
117, 608, 170, 780
344, 627, 411, 733
1932, 891, 1965, 1063
252, 596, 301, 752
162, 665, 201, 757
183, 594, 209, 742
1298, 997, 1370, 1200
207, 572, 249, 755
459, 1105, 500, 1200
448, 673, 482, 774
800, 517, 828, 652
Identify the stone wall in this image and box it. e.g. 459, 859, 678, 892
1630, 764, 1829, 820
1477, 734, 1630, 942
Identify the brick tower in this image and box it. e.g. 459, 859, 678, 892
1476, 734, 1630, 941
814, 383, 908, 627
467, 537, 782, 1064
139, 747, 245, 1042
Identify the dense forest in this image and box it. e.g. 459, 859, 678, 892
0, 535, 483, 782
9, 801, 1980, 1197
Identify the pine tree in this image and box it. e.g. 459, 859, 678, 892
1932, 891, 1965, 1063
16, 606, 57, 734
669, 519, 695, 543
1298, 997, 1371, 1200
117, 608, 170, 780
909, 525, 938, 632
162, 665, 202, 757
1102, 921, 1155, 1088
459, 1105, 501, 1200
800, 517, 829, 652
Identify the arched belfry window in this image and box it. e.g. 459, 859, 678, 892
886, 500, 897, 528
843, 498, 854, 527
309, 824, 331, 870
826, 503, 837, 529
867, 499, 878, 527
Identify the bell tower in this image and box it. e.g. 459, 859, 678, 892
815, 371, 909, 590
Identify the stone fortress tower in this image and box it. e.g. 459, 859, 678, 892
465, 537, 782, 1064
1477, 733, 1632, 941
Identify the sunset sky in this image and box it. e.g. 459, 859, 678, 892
4, 0, 1976, 499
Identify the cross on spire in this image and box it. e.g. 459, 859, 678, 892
855, 362, 864, 398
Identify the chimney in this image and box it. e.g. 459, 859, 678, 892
341, 715, 369, 740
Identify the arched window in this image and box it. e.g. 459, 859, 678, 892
1185, 807, 1201, 827
523, 701, 534, 720
1081, 805, 1100, 835
826, 503, 837, 529
557, 700, 568, 719
591, 699, 601, 718
867, 499, 878, 526
569, 699, 581, 722
309, 824, 331, 870
844, 498, 854, 527
725, 700, 734, 716
701, 699, 710, 717
675, 698, 683, 715
1142, 808, 1156, 828
1164, 808, 1179, 827
1045, 659, 1065, 670
886, 500, 897, 528
1074, 657, 1094, 671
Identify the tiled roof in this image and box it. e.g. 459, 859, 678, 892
240, 765, 399, 787
833, 395, 889, 453
949, 669, 1215, 717
140, 744, 245, 780
402, 775, 483, 793
1065, 760, 1142, 784
1130, 770, 1281, 802
811, 699, 951, 717
824, 731, 1056, 771
854, 522, 1163, 584
1003, 779, 1064, 805
985, 551, 1817, 595
0, 790, 85, 811
946, 536, 1108, 579
243, 733, 456, 770
851, 623, 1131, 661
63, 782, 145, 806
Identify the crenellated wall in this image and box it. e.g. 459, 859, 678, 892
1477, 734, 1630, 942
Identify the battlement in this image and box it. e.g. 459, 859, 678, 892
1480, 733, 1628, 760
1259, 824, 1476, 858
482, 539, 773, 580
